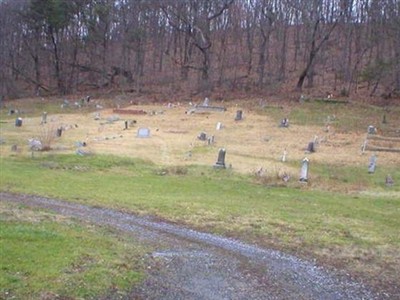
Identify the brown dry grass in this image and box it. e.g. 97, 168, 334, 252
2, 99, 399, 177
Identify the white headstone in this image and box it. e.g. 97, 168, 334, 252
299, 157, 309, 182
137, 127, 150, 138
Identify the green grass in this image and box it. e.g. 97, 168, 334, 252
0, 201, 147, 299
262, 101, 400, 132
1, 153, 399, 293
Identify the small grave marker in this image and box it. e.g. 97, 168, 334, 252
279, 118, 289, 128
368, 154, 377, 173
56, 127, 62, 137
281, 149, 287, 162
368, 125, 377, 134
385, 175, 394, 187
137, 127, 150, 138
203, 97, 210, 106
214, 148, 226, 168
198, 132, 207, 141
235, 110, 243, 121
299, 158, 309, 182
124, 120, 128, 130
41, 112, 47, 124
207, 135, 215, 145
216, 122, 222, 130
15, 118, 22, 127
306, 142, 315, 153
11, 144, 18, 152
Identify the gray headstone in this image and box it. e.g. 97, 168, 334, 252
41, 112, 47, 124
368, 125, 377, 134
137, 127, 150, 138
235, 110, 243, 121
299, 158, 309, 182
28, 139, 42, 151
203, 97, 210, 106
306, 142, 315, 153
56, 127, 63, 137
368, 154, 377, 173
216, 122, 222, 130
198, 132, 207, 141
207, 135, 215, 145
385, 175, 394, 187
214, 148, 226, 168
15, 118, 22, 127
279, 118, 289, 128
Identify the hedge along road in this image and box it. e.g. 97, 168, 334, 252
1, 192, 380, 300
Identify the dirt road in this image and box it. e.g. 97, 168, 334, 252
1, 192, 381, 299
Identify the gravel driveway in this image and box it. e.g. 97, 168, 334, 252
1, 192, 381, 300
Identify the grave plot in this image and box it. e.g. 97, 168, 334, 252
363, 127, 400, 153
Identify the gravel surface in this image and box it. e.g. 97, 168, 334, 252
1, 192, 382, 300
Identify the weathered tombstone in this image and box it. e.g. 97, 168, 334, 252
235, 110, 243, 121
368, 154, 377, 173
28, 139, 42, 151
281, 149, 287, 162
306, 142, 315, 153
197, 132, 207, 141
137, 127, 150, 138
15, 117, 22, 127
56, 127, 63, 137
124, 120, 128, 130
361, 140, 368, 154
203, 97, 210, 106
214, 148, 226, 168
41, 112, 47, 124
279, 118, 289, 128
367, 125, 377, 134
207, 135, 215, 145
11, 144, 18, 152
8, 109, 15, 115
385, 175, 394, 187
216, 122, 222, 130
299, 157, 309, 182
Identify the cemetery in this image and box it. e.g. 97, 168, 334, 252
1, 96, 399, 185
0, 95, 399, 298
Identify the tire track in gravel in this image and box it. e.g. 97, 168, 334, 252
1, 192, 381, 300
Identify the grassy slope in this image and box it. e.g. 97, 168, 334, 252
1, 154, 399, 293
0, 200, 147, 299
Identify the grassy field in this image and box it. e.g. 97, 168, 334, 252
0, 96, 399, 295
0, 200, 147, 299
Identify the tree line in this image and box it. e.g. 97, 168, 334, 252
0, 0, 399, 100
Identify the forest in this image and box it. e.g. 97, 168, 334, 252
0, 0, 399, 102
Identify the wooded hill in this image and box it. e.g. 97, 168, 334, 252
1, 0, 399, 103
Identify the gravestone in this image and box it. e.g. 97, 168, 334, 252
235, 110, 243, 121
15, 118, 22, 127
306, 142, 315, 153
56, 127, 63, 137
281, 149, 287, 162
94, 112, 101, 120
279, 118, 289, 128
198, 132, 207, 141
203, 97, 210, 106
207, 135, 215, 145
299, 158, 309, 182
137, 127, 150, 138
214, 148, 226, 169
11, 144, 18, 152
368, 125, 377, 134
368, 154, 377, 173
124, 120, 128, 130
385, 175, 394, 187
41, 112, 47, 124
216, 122, 223, 130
